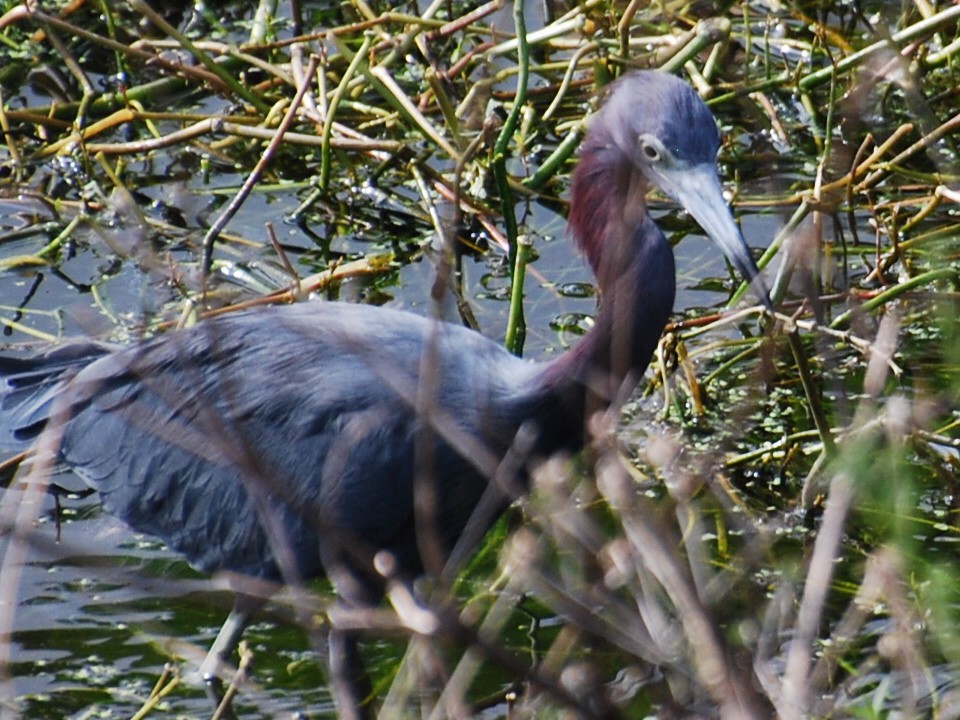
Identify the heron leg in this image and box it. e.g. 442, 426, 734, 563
329, 625, 373, 720
201, 593, 264, 712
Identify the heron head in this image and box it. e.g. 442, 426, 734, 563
597, 71, 771, 309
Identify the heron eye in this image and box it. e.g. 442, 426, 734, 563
639, 137, 662, 162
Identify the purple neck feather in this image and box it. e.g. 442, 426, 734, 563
533, 126, 677, 445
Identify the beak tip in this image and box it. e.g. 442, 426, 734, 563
731, 253, 772, 313
759, 289, 775, 313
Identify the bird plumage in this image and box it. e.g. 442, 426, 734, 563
3, 302, 554, 591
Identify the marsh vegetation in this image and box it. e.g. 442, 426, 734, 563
1, 0, 959, 717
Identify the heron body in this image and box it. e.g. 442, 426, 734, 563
5, 304, 561, 583
0, 71, 765, 715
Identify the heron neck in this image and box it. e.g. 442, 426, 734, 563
533, 153, 676, 452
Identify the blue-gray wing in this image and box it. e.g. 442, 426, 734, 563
3, 303, 540, 587
0, 342, 114, 457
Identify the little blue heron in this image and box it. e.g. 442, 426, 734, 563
0, 71, 767, 716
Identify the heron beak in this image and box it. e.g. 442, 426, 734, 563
655, 164, 773, 311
